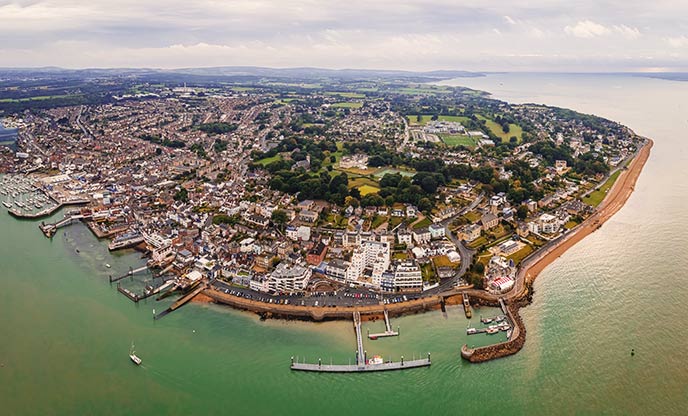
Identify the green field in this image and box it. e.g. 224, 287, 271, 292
255, 154, 282, 166
331, 102, 363, 109
358, 185, 380, 195
397, 86, 452, 95
325, 92, 366, 98
476, 115, 523, 143
349, 177, 380, 195
439, 134, 478, 148
372, 167, 416, 178
407, 114, 471, 126
583, 170, 621, 207
0, 94, 82, 103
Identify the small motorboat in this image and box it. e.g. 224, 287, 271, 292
129, 343, 142, 366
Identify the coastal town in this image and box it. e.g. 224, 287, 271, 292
0, 74, 651, 366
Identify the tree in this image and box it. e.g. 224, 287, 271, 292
173, 188, 188, 203
418, 197, 432, 213
271, 209, 288, 230
517, 205, 529, 220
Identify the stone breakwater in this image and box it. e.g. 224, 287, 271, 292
460, 301, 527, 363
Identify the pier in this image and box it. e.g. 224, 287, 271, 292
290, 311, 431, 373
154, 283, 207, 320
368, 309, 399, 339
462, 293, 472, 318
109, 265, 150, 283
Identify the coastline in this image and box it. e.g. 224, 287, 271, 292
460, 138, 653, 362
200, 138, 653, 362
516, 138, 653, 297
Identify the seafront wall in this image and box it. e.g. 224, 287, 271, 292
203, 288, 443, 321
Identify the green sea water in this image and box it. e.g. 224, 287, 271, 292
2, 74, 687, 415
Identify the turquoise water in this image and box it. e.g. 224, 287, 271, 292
2, 73, 687, 415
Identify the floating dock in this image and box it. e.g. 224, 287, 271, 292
290, 357, 431, 373
368, 309, 399, 339
290, 311, 431, 373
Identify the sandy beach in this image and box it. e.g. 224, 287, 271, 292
516, 139, 654, 294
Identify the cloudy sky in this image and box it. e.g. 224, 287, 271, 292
1, 0, 688, 71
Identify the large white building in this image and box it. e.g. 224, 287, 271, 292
267, 262, 312, 292
346, 240, 391, 287
538, 213, 560, 234
393, 260, 423, 291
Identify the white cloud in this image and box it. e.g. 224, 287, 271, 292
613, 25, 641, 40
666, 36, 688, 48
564, 20, 611, 38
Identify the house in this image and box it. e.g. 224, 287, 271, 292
298, 209, 318, 223
428, 224, 446, 239
480, 213, 499, 230
397, 230, 413, 246
412, 227, 431, 244
306, 241, 328, 266
538, 213, 560, 234
286, 225, 311, 241
245, 214, 269, 229
516, 222, 530, 238
458, 224, 482, 242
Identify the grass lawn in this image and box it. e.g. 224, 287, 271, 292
583, 170, 621, 207
331, 102, 363, 109
564, 220, 579, 230
371, 215, 388, 229
463, 211, 481, 223
421, 263, 436, 282
432, 255, 459, 268
412, 217, 432, 229
440, 134, 478, 148
506, 245, 534, 265
392, 252, 409, 260
255, 154, 282, 166
467, 236, 488, 249
476, 115, 523, 143
389, 216, 404, 228
358, 185, 380, 195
